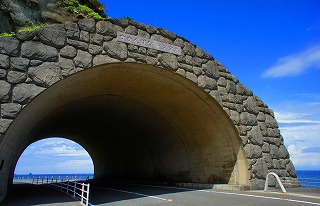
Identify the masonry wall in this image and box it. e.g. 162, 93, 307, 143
0, 18, 299, 191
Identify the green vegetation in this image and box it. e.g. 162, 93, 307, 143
0, 32, 15, 37
17, 21, 48, 33
0, 21, 47, 38
122, 16, 134, 21
63, 0, 108, 20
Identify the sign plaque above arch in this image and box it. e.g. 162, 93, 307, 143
117, 31, 182, 55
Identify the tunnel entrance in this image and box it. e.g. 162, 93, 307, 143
14, 137, 94, 175
3, 63, 249, 194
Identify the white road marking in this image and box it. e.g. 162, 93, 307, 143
116, 183, 320, 205
92, 186, 172, 202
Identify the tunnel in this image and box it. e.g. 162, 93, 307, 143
4, 63, 249, 192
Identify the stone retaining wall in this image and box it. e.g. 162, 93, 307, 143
0, 18, 299, 189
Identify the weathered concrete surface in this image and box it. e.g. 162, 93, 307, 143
0, 18, 299, 202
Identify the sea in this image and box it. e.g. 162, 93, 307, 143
13, 170, 320, 188
296, 170, 320, 188
13, 173, 94, 182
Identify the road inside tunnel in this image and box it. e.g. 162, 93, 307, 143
3, 63, 249, 194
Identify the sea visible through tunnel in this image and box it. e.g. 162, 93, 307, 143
13, 171, 320, 188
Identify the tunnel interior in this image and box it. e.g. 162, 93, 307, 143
3, 63, 249, 188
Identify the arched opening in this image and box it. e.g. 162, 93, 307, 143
0, 63, 249, 197
14, 137, 94, 177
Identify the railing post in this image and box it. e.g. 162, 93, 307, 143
81, 183, 84, 205
264, 172, 287, 193
86, 183, 90, 206
73, 181, 77, 198
67, 180, 69, 194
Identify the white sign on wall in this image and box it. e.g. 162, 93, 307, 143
117, 31, 182, 55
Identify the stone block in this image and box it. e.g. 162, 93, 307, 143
103, 41, 127, 60
0, 119, 12, 133
36, 25, 67, 48
60, 45, 77, 59
21, 41, 58, 62
7, 71, 27, 84
159, 53, 178, 71
0, 37, 20, 56
0, 54, 9, 68
244, 144, 262, 159
28, 62, 61, 87
0, 80, 11, 102
1, 103, 22, 118
93, 55, 120, 66
65, 21, 80, 39
10, 57, 30, 71
90, 33, 104, 45
203, 61, 219, 79
12, 83, 45, 104
247, 126, 264, 146
74, 50, 92, 68
78, 18, 96, 32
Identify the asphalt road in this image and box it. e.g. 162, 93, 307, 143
3, 182, 320, 206
88, 182, 320, 206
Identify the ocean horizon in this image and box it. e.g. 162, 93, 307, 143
13, 170, 320, 188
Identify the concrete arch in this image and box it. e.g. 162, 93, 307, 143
5, 63, 248, 186
0, 18, 299, 201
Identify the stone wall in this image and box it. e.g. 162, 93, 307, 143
0, 18, 299, 189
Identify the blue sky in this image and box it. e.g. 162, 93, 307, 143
15, 0, 320, 174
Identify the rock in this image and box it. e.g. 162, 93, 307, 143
60, 45, 77, 58
0, 119, 13, 133
286, 161, 297, 178
65, 21, 80, 39
12, 83, 45, 104
244, 96, 260, 115
28, 62, 61, 87
21, 41, 58, 61
252, 159, 268, 179
36, 24, 67, 48
103, 41, 127, 60
0, 69, 6, 78
125, 25, 138, 35
78, 18, 96, 33
269, 144, 279, 159
240, 112, 258, 126
265, 114, 279, 128
0, 80, 11, 102
244, 144, 263, 159
226, 80, 237, 94
93, 55, 120, 66
186, 72, 198, 83
0, 54, 9, 68
88, 44, 103, 55
90, 33, 104, 45
67, 39, 88, 50
10, 57, 30, 71
16, 31, 35, 41
279, 145, 290, 159
59, 57, 76, 76
248, 126, 264, 146
1, 103, 22, 118
159, 53, 178, 71
237, 83, 252, 96
158, 28, 176, 40
0, 37, 20, 56
74, 50, 92, 68
80, 30, 90, 42
7, 71, 27, 84
183, 42, 195, 56
203, 61, 219, 79
198, 75, 217, 90
96, 20, 119, 37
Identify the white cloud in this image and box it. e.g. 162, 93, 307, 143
262, 45, 320, 78
273, 102, 320, 169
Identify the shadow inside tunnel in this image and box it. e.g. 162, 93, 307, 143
1, 182, 79, 206
88, 180, 208, 205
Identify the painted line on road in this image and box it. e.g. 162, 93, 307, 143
199, 189, 320, 205
118, 183, 320, 205
92, 186, 173, 202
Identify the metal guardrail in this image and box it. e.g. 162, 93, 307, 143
32, 177, 91, 206
264, 172, 287, 193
